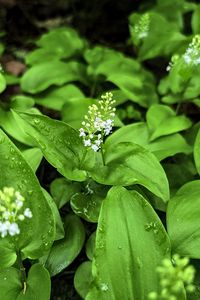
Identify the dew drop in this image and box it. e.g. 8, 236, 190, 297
100, 283, 109, 292
34, 118, 40, 125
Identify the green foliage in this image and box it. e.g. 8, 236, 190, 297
86, 187, 171, 300
0, 0, 200, 299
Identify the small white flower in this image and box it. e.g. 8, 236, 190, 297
24, 208, 33, 218
183, 54, 192, 64
2, 211, 10, 220
8, 223, 20, 236
84, 139, 92, 147
79, 92, 115, 152
79, 128, 86, 137
0, 221, 8, 238
18, 214, 25, 221
91, 144, 99, 152
15, 199, 23, 209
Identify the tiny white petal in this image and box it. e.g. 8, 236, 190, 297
24, 208, 33, 218
8, 223, 20, 236
91, 144, 99, 152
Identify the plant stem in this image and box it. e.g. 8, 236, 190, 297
17, 250, 27, 294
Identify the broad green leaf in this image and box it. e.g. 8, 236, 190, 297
192, 5, 200, 34
0, 267, 22, 300
155, 0, 187, 29
0, 264, 50, 300
11, 96, 35, 111
19, 112, 89, 181
21, 147, 43, 172
0, 108, 38, 146
86, 231, 96, 260
25, 48, 60, 65
16, 264, 51, 300
70, 180, 108, 222
107, 73, 158, 108
146, 104, 192, 141
43, 214, 85, 276
36, 27, 85, 59
61, 97, 96, 128
74, 261, 92, 299
34, 84, 84, 111
105, 122, 192, 161
42, 189, 64, 241
86, 187, 171, 300
85, 46, 157, 107
50, 177, 81, 209
21, 61, 87, 94
71, 193, 104, 222
5, 74, 20, 85
0, 240, 17, 268
167, 180, 200, 258
89, 142, 169, 201
0, 129, 55, 259
194, 128, 200, 175
146, 134, 192, 161
0, 72, 6, 93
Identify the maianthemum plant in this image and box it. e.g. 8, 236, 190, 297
1, 0, 200, 299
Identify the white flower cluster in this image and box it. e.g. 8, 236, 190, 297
133, 13, 150, 40
183, 35, 200, 66
167, 35, 200, 72
148, 254, 195, 300
0, 187, 32, 238
79, 92, 116, 152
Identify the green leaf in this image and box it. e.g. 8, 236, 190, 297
19, 112, 89, 181
0, 129, 55, 259
36, 27, 85, 59
71, 193, 104, 222
21, 147, 43, 172
11, 96, 35, 111
74, 261, 92, 299
89, 142, 169, 201
194, 128, 200, 175
130, 12, 186, 61
0, 240, 17, 268
105, 122, 192, 161
62, 97, 96, 128
42, 189, 64, 241
86, 187, 171, 300
50, 177, 81, 209
146, 104, 192, 141
0, 264, 50, 300
25, 48, 61, 65
0, 267, 22, 300
192, 5, 200, 34
0, 109, 37, 146
43, 214, 85, 276
16, 264, 51, 300
34, 84, 84, 111
86, 231, 96, 261
0, 73, 6, 93
85, 46, 158, 107
167, 180, 200, 258
21, 61, 87, 94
